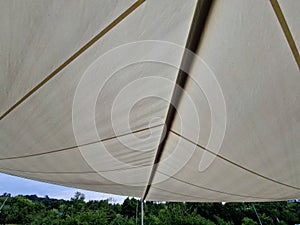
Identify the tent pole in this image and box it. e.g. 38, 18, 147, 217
136, 199, 139, 225
252, 203, 262, 225
141, 199, 144, 225
0, 195, 9, 211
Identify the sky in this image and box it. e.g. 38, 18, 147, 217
0, 173, 127, 203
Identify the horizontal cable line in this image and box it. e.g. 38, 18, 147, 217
40, 180, 146, 188
0, 123, 163, 161
0, 0, 145, 121
150, 186, 279, 202
156, 170, 277, 201
170, 130, 300, 191
30, 175, 147, 188
2, 170, 145, 188
150, 186, 217, 202
0, 162, 152, 174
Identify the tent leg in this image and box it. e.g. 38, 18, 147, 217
141, 199, 144, 225
136, 199, 138, 225
252, 203, 262, 225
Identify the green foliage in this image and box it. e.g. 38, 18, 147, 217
242, 217, 258, 225
0, 193, 299, 225
213, 215, 233, 225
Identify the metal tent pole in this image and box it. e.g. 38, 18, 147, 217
252, 203, 262, 225
141, 199, 144, 225
136, 199, 138, 225
0, 196, 9, 212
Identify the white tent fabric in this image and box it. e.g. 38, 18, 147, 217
0, 0, 299, 202
0, 0, 135, 116
0, 0, 198, 198
148, 0, 300, 201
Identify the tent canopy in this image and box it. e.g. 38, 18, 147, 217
0, 0, 299, 202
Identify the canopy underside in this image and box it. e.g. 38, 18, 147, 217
0, 0, 299, 202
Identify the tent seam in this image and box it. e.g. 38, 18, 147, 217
0, 0, 145, 121
143, 0, 214, 200
269, 0, 300, 69
0, 123, 163, 161
170, 130, 300, 191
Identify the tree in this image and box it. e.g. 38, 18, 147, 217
0, 192, 299, 224
71, 191, 85, 201
121, 197, 138, 218
242, 217, 258, 225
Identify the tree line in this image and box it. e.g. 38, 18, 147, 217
0, 192, 299, 224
